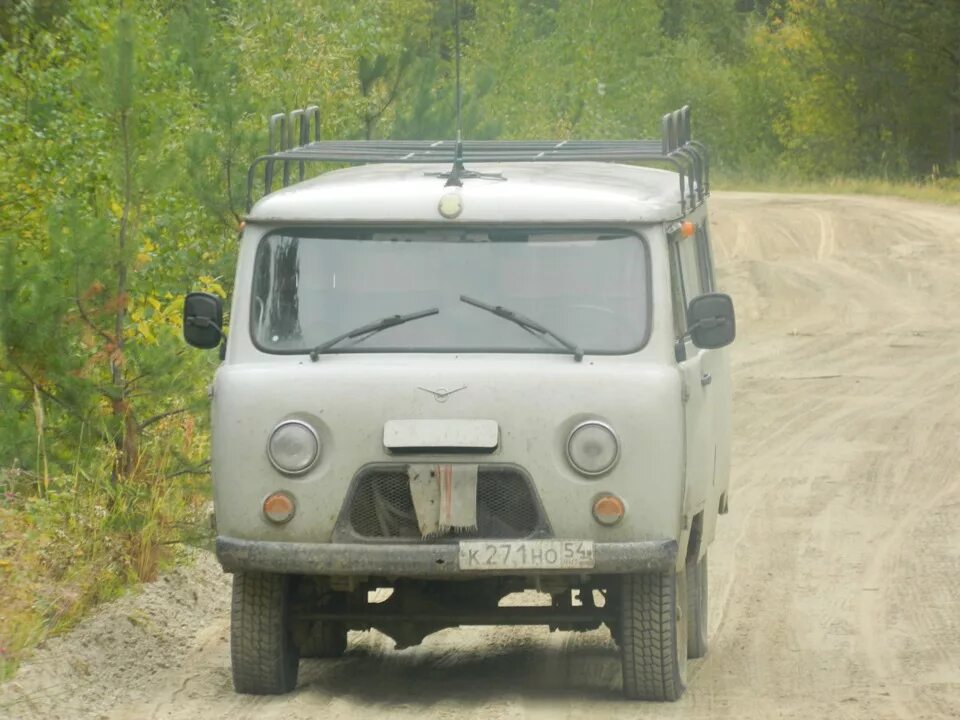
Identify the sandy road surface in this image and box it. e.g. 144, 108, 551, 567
2, 192, 959, 720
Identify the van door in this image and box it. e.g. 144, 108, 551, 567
695, 224, 732, 546
669, 225, 719, 560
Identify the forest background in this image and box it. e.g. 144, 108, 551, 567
1, 0, 958, 677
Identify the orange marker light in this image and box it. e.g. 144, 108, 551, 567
263, 491, 296, 524
680, 221, 696, 238
593, 494, 626, 526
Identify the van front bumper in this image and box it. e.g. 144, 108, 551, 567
215, 536, 678, 577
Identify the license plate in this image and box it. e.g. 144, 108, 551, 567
458, 540, 595, 570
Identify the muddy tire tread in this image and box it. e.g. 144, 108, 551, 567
620, 572, 685, 701
231, 572, 299, 695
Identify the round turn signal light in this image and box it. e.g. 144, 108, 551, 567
592, 494, 625, 526
263, 491, 296, 524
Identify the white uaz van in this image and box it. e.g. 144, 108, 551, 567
183, 105, 734, 701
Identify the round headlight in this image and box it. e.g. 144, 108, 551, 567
267, 420, 319, 475
566, 421, 620, 476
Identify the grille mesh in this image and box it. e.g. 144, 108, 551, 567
347, 466, 545, 539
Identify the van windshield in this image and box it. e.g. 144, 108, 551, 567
250, 228, 649, 355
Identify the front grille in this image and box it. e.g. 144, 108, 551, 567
344, 465, 548, 540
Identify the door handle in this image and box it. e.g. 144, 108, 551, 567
701, 373, 712, 386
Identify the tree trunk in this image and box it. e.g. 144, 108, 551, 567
112, 94, 137, 479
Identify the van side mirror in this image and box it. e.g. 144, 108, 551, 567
183, 292, 224, 349
686, 293, 735, 349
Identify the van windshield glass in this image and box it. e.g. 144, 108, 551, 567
250, 228, 649, 355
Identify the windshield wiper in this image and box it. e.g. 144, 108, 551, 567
309, 307, 439, 361
459, 295, 583, 362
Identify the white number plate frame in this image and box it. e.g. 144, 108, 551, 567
458, 540, 595, 571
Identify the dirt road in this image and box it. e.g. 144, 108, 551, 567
2, 192, 959, 719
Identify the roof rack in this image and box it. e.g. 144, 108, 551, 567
246, 105, 709, 214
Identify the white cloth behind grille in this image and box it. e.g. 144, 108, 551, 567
407, 463, 478, 537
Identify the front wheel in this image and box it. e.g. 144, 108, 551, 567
231, 572, 299, 695
619, 570, 687, 701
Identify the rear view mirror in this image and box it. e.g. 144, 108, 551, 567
687, 293, 735, 349
183, 292, 224, 349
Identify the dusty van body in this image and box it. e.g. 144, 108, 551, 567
184, 107, 734, 701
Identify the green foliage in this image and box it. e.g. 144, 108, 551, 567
772, 0, 960, 177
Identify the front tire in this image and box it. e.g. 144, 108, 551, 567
231, 572, 299, 695
619, 570, 688, 701
686, 553, 709, 659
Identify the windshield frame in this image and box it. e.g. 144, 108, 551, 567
247, 223, 654, 357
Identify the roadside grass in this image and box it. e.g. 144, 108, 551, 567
0, 432, 211, 681
714, 172, 960, 205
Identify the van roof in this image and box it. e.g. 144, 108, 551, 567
246, 162, 692, 225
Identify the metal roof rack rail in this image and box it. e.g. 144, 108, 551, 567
246, 104, 709, 214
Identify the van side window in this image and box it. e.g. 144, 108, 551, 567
668, 241, 687, 339
695, 226, 715, 293
677, 232, 703, 303
670, 221, 713, 353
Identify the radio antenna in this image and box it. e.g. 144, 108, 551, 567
446, 0, 465, 187
455, 0, 463, 145
429, 0, 504, 187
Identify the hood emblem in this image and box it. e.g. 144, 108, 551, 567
418, 384, 467, 403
